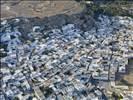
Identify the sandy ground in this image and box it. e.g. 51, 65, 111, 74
1, 0, 83, 19
116, 58, 133, 91
124, 59, 133, 90
124, 74, 133, 90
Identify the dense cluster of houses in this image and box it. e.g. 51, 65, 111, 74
0, 15, 133, 100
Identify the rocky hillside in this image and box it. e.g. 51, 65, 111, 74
1, 0, 83, 19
